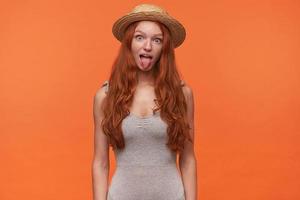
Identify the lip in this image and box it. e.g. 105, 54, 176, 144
139, 55, 152, 62
139, 53, 153, 59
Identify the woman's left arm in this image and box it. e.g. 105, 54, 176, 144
179, 84, 198, 200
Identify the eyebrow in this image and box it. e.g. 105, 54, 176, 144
135, 30, 163, 37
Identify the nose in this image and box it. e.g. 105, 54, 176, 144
143, 39, 152, 51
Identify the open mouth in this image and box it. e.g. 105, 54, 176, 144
139, 54, 153, 68
139, 54, 153, 59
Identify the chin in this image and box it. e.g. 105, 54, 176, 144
138, 67, 152, 72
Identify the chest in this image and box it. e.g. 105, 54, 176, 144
129, 87, 158, 117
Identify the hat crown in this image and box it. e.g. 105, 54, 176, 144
131, 4, 168, 15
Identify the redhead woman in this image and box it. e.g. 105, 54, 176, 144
92, 4, 197, 200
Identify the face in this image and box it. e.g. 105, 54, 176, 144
131, 21, 163, 72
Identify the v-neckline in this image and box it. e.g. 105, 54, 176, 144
128, 111, 160, 119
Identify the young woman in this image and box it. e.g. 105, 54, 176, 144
92, 4, 197, 200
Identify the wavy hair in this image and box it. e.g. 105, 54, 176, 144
100, 21, 192, 154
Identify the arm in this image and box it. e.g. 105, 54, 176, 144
179, 84, 198, 200
92, 87, 110, 200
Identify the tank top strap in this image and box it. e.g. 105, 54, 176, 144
102, 80, 109, 93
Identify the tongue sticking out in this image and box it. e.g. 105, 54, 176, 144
140, 56, 152, 68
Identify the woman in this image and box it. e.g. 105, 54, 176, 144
92, 4, 197, 200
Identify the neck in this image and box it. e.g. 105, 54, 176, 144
137, 69, 155, 86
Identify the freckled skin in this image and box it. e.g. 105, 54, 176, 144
131, 21, 163, 71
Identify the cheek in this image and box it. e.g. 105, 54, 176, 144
130, 43, 135, 53
131, 45, 138, 56
155, 47, 163, 59
131, 40, 137, 50
131, 42, 140, 55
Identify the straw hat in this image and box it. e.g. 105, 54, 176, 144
112, 4, 186, 48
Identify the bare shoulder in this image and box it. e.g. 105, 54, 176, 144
181, 80, 194, 101
94, 85, 107, 101
93, 83, 108, 116
94, 80, 109, 101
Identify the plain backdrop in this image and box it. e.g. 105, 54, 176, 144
1, 0, 299, 199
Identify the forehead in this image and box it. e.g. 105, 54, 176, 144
134, 21, 162, 35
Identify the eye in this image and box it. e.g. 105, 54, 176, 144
135, 35, 144, 40
154, 38, 162, 44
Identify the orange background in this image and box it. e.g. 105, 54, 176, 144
1, 0, 299, 199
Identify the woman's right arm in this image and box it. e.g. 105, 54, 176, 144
92, 87, 110, 200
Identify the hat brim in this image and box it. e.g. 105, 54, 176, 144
112, 12, 186, 48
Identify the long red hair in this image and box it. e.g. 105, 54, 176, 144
100, 21, 192, 154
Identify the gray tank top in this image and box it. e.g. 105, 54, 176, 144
102, 80, 185, 200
